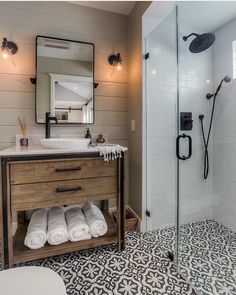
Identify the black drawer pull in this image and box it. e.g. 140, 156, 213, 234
55, 167, 81, 172
56, 187, 82, 193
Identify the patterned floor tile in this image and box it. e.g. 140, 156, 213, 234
24, 230, 196, 295
23, 219, 235, 295
151, 219, 236, 295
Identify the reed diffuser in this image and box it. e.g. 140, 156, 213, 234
18, 117, 28, 147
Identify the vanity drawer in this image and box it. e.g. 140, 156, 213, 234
10, 158, 117, 185
11, 176, 117, 211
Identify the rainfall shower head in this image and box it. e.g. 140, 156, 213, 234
183, 33, 215, 53
206, 75, 231, 99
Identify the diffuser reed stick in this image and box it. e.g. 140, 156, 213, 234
18, 116, 27, 138
18, 117, 28, 146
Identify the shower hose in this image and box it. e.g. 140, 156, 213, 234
199, 93, 217, 179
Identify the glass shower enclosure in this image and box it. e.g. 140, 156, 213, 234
144, 2, 236, 295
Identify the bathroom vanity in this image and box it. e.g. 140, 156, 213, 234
0, 147, 125, 269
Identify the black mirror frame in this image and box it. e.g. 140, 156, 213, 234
35, 35, 95, 125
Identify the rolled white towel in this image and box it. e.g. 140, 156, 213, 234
64, 203, 84, 211
47, 207, 69, 245
65, 206, 91, 242
83, 202, 108, 237
24, 209, 48, 249
72, 232, 92, 242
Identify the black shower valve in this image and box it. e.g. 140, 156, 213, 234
180, 112, 193, 131
184, 117, 193, 124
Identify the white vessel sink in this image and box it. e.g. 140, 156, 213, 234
40, 138, 90, 150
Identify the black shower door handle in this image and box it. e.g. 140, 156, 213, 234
176, 134, 192, 160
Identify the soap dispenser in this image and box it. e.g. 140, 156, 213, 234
85, 128, 92, 143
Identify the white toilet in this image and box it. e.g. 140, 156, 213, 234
0, 266, 67, 295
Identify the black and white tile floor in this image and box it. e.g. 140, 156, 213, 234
25, 220, 235, 295
148, 220, 236, 295
25, 230, 196, 295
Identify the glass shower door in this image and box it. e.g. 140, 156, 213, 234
145, 6, 179, 259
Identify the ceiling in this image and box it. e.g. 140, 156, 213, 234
178, 1, 236, 32
72, 1, 136, 15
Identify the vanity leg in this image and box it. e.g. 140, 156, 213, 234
116, 192, 121, 252
1, 159, 11, 269
116, 159, 121, 252
0, 160, 3, 269
120, 154, 125, 251
117, 155, 125, 252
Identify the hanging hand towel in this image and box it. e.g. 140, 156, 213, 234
98, 144, 128, 162
24, 209, 48, 249
65, 206, 91, 242
83, 202, 108, 237
47, 207, 69, 245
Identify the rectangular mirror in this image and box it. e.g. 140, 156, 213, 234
36, 36, 94, 124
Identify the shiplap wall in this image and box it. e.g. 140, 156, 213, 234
0, 1, 129, 202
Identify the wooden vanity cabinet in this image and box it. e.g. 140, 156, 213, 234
0, 153, 125, 269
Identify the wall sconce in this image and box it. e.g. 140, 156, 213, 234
1, 37, 18, 59
108, 53, 122, 70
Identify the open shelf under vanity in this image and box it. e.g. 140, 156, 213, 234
13, 212, 117, 264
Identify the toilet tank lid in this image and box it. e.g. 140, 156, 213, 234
0, 266, 66, 295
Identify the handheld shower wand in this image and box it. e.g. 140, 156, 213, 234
206, 75, 231, 99
199, 75, 231, 179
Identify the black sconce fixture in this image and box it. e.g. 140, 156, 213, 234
108, 53, 122, 70
30, 77, 37, 85
1, 37, 18, 59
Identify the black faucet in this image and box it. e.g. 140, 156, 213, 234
45, 112, 58, 138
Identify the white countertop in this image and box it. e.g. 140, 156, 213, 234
0, 145, 102, 157
0, 144, 128, 157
